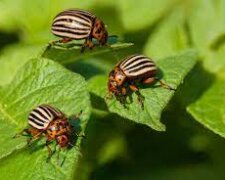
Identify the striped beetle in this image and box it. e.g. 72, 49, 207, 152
108, 54, 175, 108
50, 9, 108, 52
14, 105, 82, 161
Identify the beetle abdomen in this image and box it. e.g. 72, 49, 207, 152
51, 9, 94, 40
28, 105, 64, 130
119, 54, 157, 77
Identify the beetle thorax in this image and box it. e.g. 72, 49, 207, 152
46, 119, 72, 140
92, 18, 108, 45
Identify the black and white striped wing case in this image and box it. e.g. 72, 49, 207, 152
28, 105, 64, 130
51, 9, 95, 40
119, 54, 157, 77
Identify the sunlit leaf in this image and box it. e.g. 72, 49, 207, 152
88, 50, 197, 130
0, 58, 91, 179
0, 44, 44, 86
117, 0, 178, 31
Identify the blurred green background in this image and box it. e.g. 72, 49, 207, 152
1, 0, 225, 179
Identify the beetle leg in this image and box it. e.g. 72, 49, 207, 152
156, 78, 175, 91
87, 39, 94, 50
142, 77, 155, 85
129, 84, 138, 92
27, 138, 33, 146
129, 85, 145, 109
135, 91, 145, 109
81, 39, 88, 52
13, 128, 29, 138
56, 37, 72, 44
60, 38, 72, 44
27, 131, 43, 145
121, 87, 127, 95
81, 38, 94, 52
116, 95, 126, 106
105, 92, 113, 100
59, 147, 71, 166
46, 139, 53, 162
14, 128, 43, 146
48, 38, 72, 48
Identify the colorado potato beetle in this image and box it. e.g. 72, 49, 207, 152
14, 104, 83, 161
50, 9, 108, 52
108, 54, 175, 108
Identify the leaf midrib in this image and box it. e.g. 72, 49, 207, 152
0, 103, 18, 125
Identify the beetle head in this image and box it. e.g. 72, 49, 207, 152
92, 18, 108, 45
108, 68, 126, 95
57, 135, 69, 148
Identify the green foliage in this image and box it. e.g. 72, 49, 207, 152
184, 0, 225, 138
144, 7, 190, 59
188, 78, 225, 137
0, 58, 91, 179
0, 44, 44, 86
118, 0, 177, 31
0, 0, 225, 179
188, 0, 225, 50
88, 51, 197, 130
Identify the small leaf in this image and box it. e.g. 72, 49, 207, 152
0, 58, 91, 179
88, 50, 198, 131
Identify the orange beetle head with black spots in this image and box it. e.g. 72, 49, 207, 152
56, 135, 70, 148
108, 67, 127, 96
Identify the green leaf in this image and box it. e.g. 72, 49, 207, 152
188, 0, 225, 50
117, 0, 178, 31
88, 50, 198, 131
42, 42, 134, 65
187, 45, 225, 138
182, 0, 225, 137
0, 58, 91, 179
0, 44, 44, 86
144, 7, 190, 59
203, 44, 225, 74
188, 78, 225, 138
